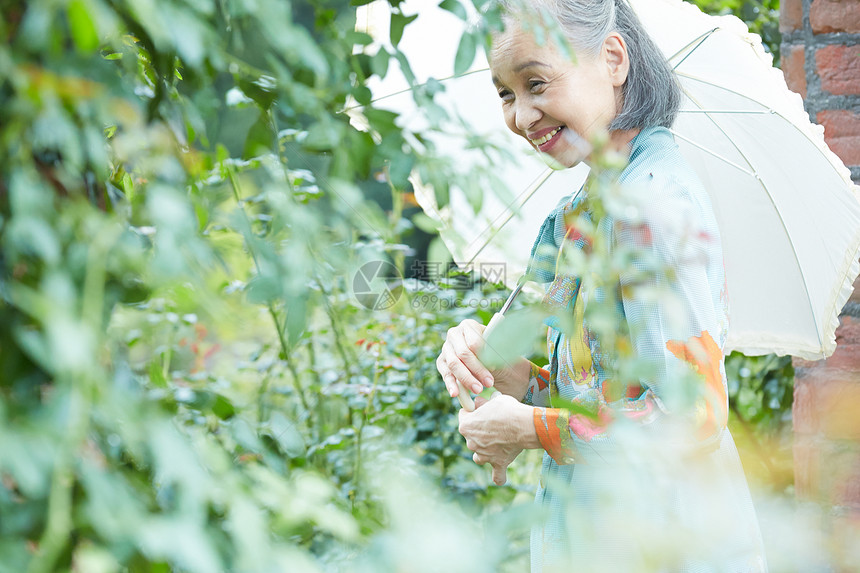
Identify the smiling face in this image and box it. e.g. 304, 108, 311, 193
490, 23, 630, 168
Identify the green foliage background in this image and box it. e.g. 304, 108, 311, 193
0, 0, 792, 571
691, 0, 781, 61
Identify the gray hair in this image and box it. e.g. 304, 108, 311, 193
498, 0, 682, 130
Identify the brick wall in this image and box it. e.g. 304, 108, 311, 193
781, 1, 860, 566
781, 0, 860, 182
792, 280, 860, 567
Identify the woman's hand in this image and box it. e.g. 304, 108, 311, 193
458, 394, 541, 485
436, 319, 531, 400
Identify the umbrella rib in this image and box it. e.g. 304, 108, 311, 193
669, 131, 755, 176
676, 73, 849, 188
466, 168, 555, 264
669, 28, 719, 70
342, 68, 489, 112
679, 110, 771, 114
675, 72, 777, 105
677, 91, 824, 349
677, 72, 847, 350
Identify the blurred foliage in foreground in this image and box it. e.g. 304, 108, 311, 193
0, 0, 525, 570
0, 0, 819, 571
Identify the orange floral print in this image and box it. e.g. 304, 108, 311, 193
534, 407, 571, 465
665, 330, 728, 440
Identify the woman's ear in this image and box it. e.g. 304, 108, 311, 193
603, 33, 630, 87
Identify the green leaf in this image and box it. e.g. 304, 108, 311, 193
67, 0, 99, 53
286, 295, 308, 347
460, 172, 483, 214
389, 13, 418, 47
352, 85, 373, 106
544, 397, 600, 421
454, 30, 477, 75
212, 394, 236, 420
427, 236, 452, 269
243, 112, 273, 159
423, 77, 445, 96
480, 307, 546, 369
302, 119, 342, 152
412, 212, 441, 233
265, 412, 305, 457
363, 108, 399, 133
246, 274, 283, 304
371, 49, 390, 78
149, 360, 168, 388
354, 53, 373, 80
346, 31, 374, 46
387, 152, 415, 189
394, 50, 417, 86
237, 77, 277, 110
439, 0, 468, 20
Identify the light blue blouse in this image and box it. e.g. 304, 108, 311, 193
522, 127, 768, 572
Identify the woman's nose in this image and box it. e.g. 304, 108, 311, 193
514, 101, 540, 133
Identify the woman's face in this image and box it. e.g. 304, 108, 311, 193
490, 24, 628, 168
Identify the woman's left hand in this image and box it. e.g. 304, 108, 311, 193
458, 394, 541, 485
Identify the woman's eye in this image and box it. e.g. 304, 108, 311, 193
529, 81, 545, 92
498, 89, 513, 101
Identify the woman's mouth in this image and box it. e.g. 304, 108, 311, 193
531, 126, 564, 153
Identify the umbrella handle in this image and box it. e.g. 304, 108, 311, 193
457, 313, 505, 412
456, 381, 475, 412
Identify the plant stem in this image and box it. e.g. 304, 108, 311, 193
256, 370, 272, 425
26, 385, 81, 573
325, 298, 354, 375
162, 323, 177, 382
29, 223, 116, 573
385, 168, 405, 279
271, 305, 311, 415
352, 425, 361, 514
226, 168, 311, 417
315, 277, 356, 376
353, 352, 382, 513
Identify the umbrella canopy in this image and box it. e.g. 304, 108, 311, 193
354, 0, 860, 360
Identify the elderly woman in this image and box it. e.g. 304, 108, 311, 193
435, 0, 768, 571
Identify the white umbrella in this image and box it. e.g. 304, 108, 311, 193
353, 0, 860, 360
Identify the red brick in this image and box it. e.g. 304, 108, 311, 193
794, 355, 828, 373
795, 367, 860, 387
818, 379, 860, 440
781, 0, 805, 32
782, 45, 808, 98
849, 275, 860, 305
816, 45, 860, 96
794, 375, 860, 439
835, 316, 860, 345
794, 378, 821, 435
823, 343, 860, 372
822, 444, 860, 506
811, 0, 860, 33
794, 438, 822, 500
817, 110, 860, 166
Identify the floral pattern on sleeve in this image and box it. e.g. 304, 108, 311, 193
665, 330, 728, 442
524, 361, 551, 406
